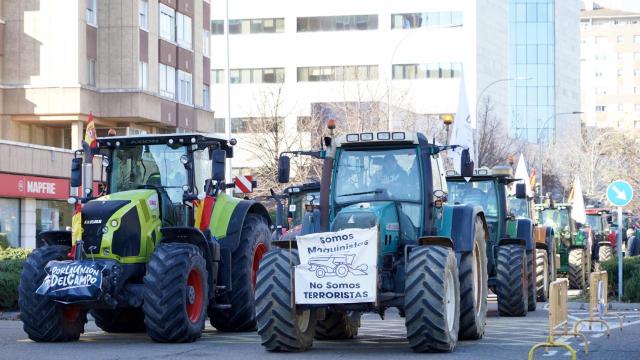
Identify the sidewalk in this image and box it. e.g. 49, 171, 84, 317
0, 312, 19, 321
567, 302, 640, 311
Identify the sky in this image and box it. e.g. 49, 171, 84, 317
596, 0, 640, 12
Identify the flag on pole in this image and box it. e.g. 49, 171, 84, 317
569, 175, 586, 224
514, 153, 533, 197
529, 168, 537, 191
82, 112, 97, 161
449, 70, 476, 173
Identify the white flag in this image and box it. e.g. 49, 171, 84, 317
570, 176, 586, 224
449, 71, 476, 173
514, 153, 533, 197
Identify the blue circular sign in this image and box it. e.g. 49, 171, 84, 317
607, 180, 634, 207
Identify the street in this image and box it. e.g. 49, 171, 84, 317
1, 301, 638, 360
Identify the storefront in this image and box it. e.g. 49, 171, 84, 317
0, 173, 73, 248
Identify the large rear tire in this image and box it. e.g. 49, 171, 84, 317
91, 308, 146, 333
19, 245, 88, 342
315, 310, 361, 340
527, 251, 537, 311
496, 244, 528, 317
210, 214, 271, 332
143, 243, 208, 343
256, 249, 316, 352
535, 249, 549, 302
568, 248, 586, 290
405, 245, 460, 352
598, 244, 613, 262
458, 216, 488, 340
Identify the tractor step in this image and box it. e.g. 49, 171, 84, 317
210, 303, 231, 310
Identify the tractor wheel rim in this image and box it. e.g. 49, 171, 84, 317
472, 242, 481, 315
186, 268, 204, 323
252, 243, 268, 289
296, 309, 311, 332
62, 305, 80, 323
445, 269, 455, 333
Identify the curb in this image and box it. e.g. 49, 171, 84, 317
0, 312, 20, 321
567, 302, 640, 311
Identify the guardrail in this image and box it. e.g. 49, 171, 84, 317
529, 278, 588, 360
573, 271, 623, 335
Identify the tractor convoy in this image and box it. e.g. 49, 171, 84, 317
18, 124, 605, 353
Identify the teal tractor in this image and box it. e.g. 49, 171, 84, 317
19, 134, 272, 343
447, 167, 537, 316
256, 129, 489, 353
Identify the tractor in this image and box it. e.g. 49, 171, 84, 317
269, 182, 320, 241
536, 202, 592, 289
585, 207, 614, 264
256, 128, 489, 353
507, 185, 556, 302
19, 133, 272, 343
447, 166, 537, 316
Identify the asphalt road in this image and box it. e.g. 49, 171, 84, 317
1, 302, 638, 360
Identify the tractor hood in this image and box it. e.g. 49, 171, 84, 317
79, 189, 162, 262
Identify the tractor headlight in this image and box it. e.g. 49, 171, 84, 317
180, 155, 189, 165
110, 219, 119, 228
102, 158, 110, 167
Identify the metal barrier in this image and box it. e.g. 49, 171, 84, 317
529, 278, 588, 360
573, 271, 623, 335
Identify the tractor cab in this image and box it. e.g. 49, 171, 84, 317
585, 207, 611, 241
284, 182, 320, 228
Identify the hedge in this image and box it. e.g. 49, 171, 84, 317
601, 256, 640, 302
0, 247, 31, 310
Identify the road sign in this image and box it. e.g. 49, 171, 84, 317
234, 175, 253, 194
606, 180, 633, 207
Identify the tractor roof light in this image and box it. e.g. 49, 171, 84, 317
491, 165, 513, 176
346, 134, 359, 142
327, 119, 337, 130
445, 170, 459, 176
475, 168, 489, 175
377, 132, 390, 140
391, 132, 405, 140
360, 133, 374, 141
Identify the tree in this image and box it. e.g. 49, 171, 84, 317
474, 97, 520, 168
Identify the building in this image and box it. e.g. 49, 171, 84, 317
0, 0, 212, 248
210, 0, 581, 170
509, 0, 582, 143
580, 4, 640, 129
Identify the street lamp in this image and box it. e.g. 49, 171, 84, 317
224, 0, 233, 192
441, 113, 454, 144
475, 77, 530, 128
537, 111, 583, 201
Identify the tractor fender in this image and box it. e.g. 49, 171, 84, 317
218, 200, 272, 252
440, 204, 488, 253
598, 241, 612, 248
514, 218, 535, 251
160, 226, 221, 300
37, 230, 72, 247
533, 226, 550, 251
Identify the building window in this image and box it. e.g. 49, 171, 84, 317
212, 20, 224, 35
618, 53, 624, 61
159, 4, 176, 42
86, 0, 97, 26
635, 35, 640, 43
595, 105, 606, 112
0, 198, 21, 247
595, 87, 607, 95
139, 0, 148, 30
392, 63, 462, 79
177, 13, 193, 49
214, 118, 225, 133
36, 200, 72, 239
595, 71, 603, 77
635, 104, 640, 112
618, 104, 624, 111
139, 61, 148, 90
635, 69, 640, 77
229, 67, 285, 83
203, 85, 210, 109
297, 15, 378, 32
297, 65, 378, 82
231, 117, 284, 133
178, 70, 193, 105
635, 120, 640, 129
228, 18, 285, 34
635, 52, 640, 61
297, 116, 313, 132
212, 69, 224, 83
159, 64, 176, 98
391, 11, 464, 29
203, 30, 210, 56
636, 86, 640, 94
88, 58, 96, 86
595, 53, 607, 61
618, 69, 623, 77
617, 36, 624, 43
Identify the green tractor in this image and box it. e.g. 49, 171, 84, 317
19, 133, 272, 342
536, 202, 592, 289
256, 129, 489, 353
447, 167, 537, 316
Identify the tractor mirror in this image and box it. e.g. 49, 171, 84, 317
70, 158, 83, 188
211, 150, 226, 182
515, 183, 527, 199
460, 149, 474, 178
278, 155, 290, 183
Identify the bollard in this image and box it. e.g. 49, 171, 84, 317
573, 271, 623, 335
529, 278, 588, 360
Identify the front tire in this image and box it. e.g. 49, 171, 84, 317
143, 243, 208, 343
91, 308, 146, 333
568, 248, 586, 290
19, 246, 88, 342
458, 217, 488, 340
315, 310, 361, 340
598, 244, 613, 262
496, 244, 528, 316
536, 249, 549, 302
210, 214, 271, 332
256, 249, 316, 352
405, 245, 460, 352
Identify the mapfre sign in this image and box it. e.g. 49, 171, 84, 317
0, 173, 70, 200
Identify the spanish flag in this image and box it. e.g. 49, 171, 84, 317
82, 112, 97, 161
529, 168, 537, 190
